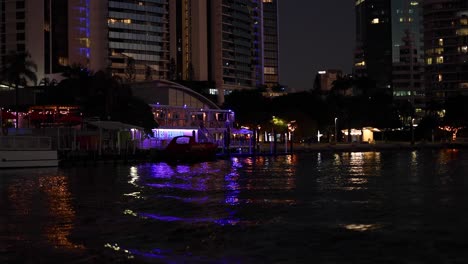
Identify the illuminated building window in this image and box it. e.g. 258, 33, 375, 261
264, 67, 276, 74
426, 58, 433, 65
436, 56, 444, 64
456, 29, 468, 36
434, 48, 444, 54
371, 18, 379, 24
356, 0, 365, 6
410, 1, 418, 5
461, 18, 468, 25
438, 38, 444, 46
438, 74, 443, 82
263, 0, 273, 2
58, 57, 68, 66
460, 46, 468, 53
355, 61, 366, 66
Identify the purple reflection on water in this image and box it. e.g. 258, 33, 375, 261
139, 213, 243, 226
147, 183, 207, 191
128, 248, 170, 260
150, 164, 175, 178
158, 195, 209, 204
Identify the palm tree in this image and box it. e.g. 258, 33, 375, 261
1, 51, 37, 130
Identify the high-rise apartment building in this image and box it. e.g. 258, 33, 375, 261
1, 0, 279, 103
169, 0, 209, 81
107, 0, 169, 81
262, 0, 280, 88
423, 0, 468, 101
0, 0, 107, 84
210, 0, 257, 98
1, 0, 168, 83
169, 0, 279, 103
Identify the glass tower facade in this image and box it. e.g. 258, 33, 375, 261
391, 0, 425, 112
354, 0, 393, 90
262, 0, 279, 88
108, 0, 169, 81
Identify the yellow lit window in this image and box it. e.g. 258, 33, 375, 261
434, 48, 444, 54
355, 0, 365, 6
355, 61, 366, 67
371, 18, 379, 24
58, 57, 68, 66
426, 58, 433, 65
410, 1, 418, 5
460, 46, 468, 53
436, 56, 444, 64
456, 29, 468, 36
438, 38, 444, 46
438, 74, 443, 82
461, 18, 468, 25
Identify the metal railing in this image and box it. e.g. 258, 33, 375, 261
0, 136, 53, 150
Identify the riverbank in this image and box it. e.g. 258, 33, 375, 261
57, 141, 468, 166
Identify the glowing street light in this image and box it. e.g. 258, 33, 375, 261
411, 118, 415, 145
334, 117, 338, 143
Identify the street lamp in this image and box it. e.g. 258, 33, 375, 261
411, 118, 415, 145
334, 117, 338, 143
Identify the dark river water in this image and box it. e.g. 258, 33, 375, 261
2, 149, 468, 263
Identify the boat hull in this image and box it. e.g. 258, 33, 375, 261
0, 150, 59, 168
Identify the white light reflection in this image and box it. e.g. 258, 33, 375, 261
342, 223, 383, 232
129, 166, 139, 187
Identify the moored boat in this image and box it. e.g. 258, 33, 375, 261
0, 136, 59, 168
164, 135, 218, 161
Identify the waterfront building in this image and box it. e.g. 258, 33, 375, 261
131, 80, 235, 148
423, 0, 468, 102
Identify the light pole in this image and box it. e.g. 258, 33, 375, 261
411, 118, 415, 145
334, 117, 338, 143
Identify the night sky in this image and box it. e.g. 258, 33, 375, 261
278, 1, 355, 91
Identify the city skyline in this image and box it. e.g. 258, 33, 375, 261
278, 1, 355, 91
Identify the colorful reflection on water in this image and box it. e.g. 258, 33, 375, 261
2, 150, 468, 263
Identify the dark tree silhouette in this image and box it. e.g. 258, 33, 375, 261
1, 50, 37, 129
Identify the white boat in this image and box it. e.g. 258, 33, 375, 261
0, 136, 59, 168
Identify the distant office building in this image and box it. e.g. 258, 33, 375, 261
391, 0, 425, 111
314, 70, 343, 93
355, 0, 425, 105
262, 0, 280, 88
392, 30, 425, 109
423, 0, 468, 101
354, 0, 393, 89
